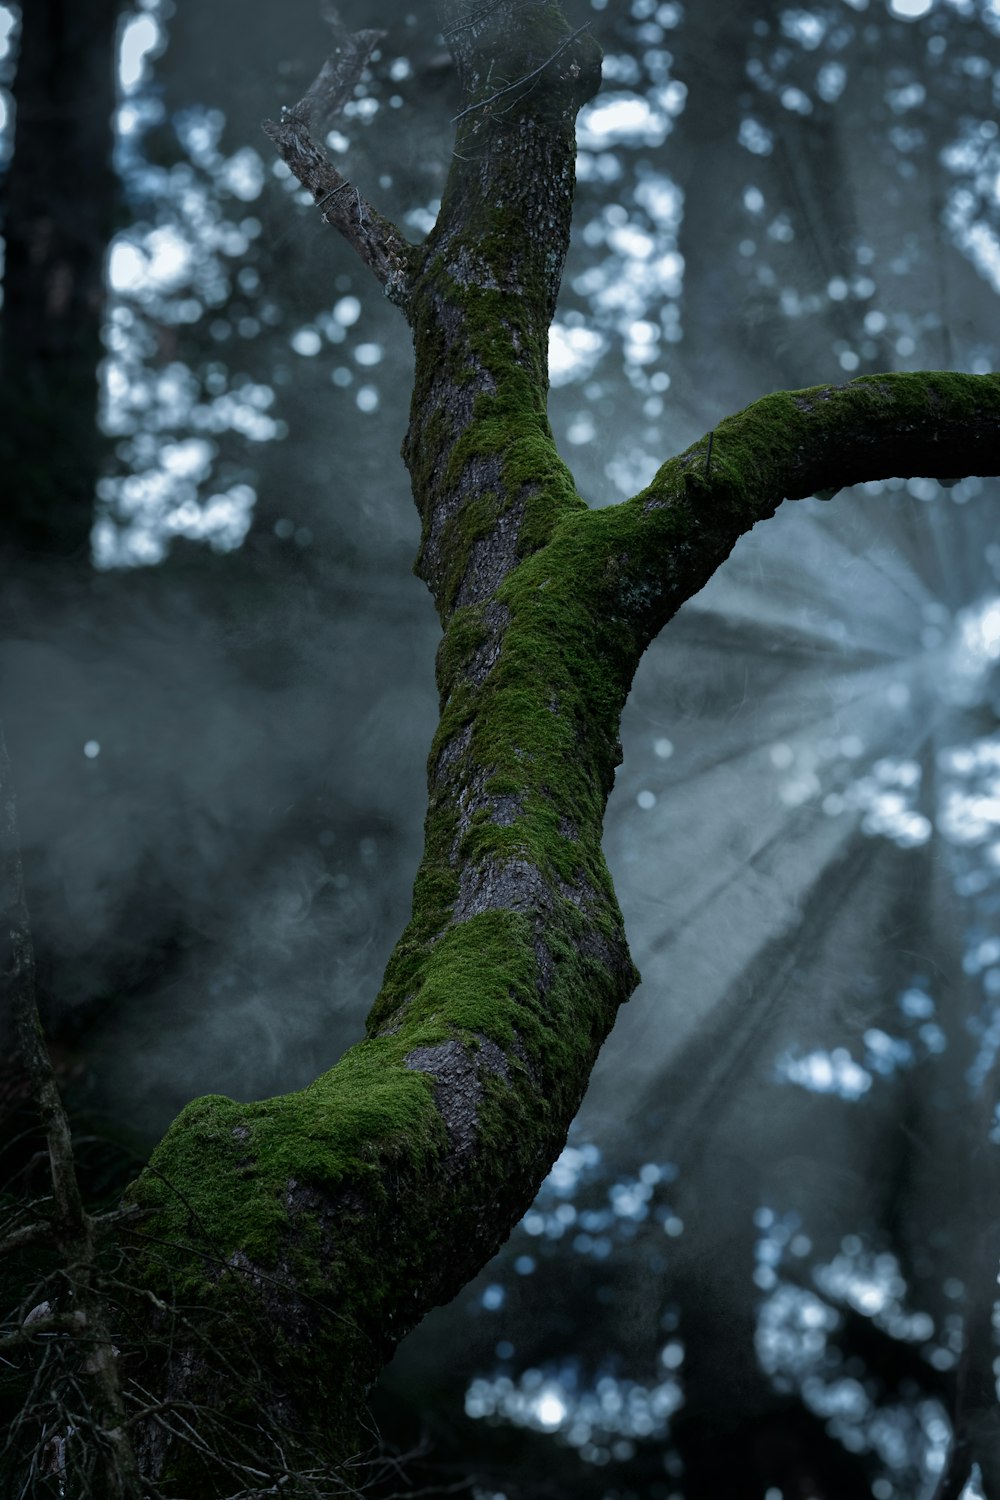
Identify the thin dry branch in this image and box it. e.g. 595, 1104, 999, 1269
263, 7, 413, 309
298, 5, 384, 134
262, 114, 412, 308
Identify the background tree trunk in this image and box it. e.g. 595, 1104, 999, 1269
0, 0, 123, 559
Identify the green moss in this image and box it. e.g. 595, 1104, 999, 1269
634, 370, 1000, 521
129, 1044, 446, 1281
435, 603, 489, 696
407, 264, 588, 614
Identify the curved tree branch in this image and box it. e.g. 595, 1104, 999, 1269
125, 8, 625, 1484
580, 370, 1000, 651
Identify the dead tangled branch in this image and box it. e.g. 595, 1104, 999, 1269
2, 1159, 442, 1496
1, 721, 145, 1496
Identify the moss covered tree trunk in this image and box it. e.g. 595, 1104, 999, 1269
52, 1, 998, 1490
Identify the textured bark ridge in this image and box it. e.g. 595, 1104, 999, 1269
115, 1, 1000, 1489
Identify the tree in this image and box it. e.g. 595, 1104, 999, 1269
5, 0, 1000, 1494
0, 0, 124, 557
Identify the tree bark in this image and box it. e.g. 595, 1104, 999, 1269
59, 1, 1000, 1490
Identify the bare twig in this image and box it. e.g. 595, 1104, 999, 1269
293, 7, 384, 137
443, 0, 540, 37
263, 7, 413, 309
451, 22, 590, 121
262, 114, 413, 307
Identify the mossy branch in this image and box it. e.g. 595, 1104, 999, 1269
400, 4, 601, 619
583, 370, 1000, 646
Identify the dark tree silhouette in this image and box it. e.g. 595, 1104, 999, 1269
5, 1, 1000, 1494
0, 0, 124, 558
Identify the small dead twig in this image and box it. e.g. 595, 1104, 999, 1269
315, 180, 352, 219
451, 22, 590, 122
444, 0, 540, 37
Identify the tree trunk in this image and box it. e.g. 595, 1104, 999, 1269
0, 0, 123, 559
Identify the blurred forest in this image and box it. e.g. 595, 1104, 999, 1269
3, 0, 1000, 1495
